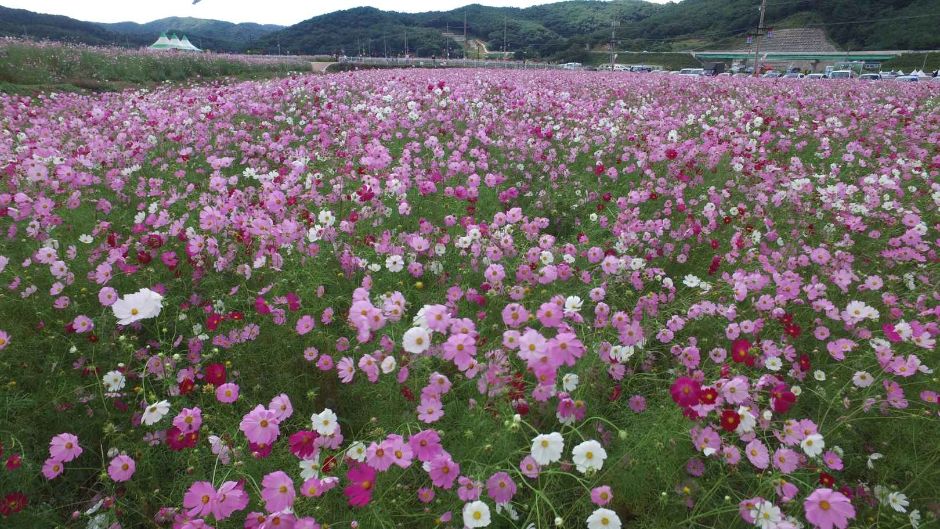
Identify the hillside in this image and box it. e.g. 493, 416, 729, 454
252, 0, 940, 59
100, 17, 283, 52
0, 5, 124, 45
0, 6, 281, 52
2, 0, 938, 60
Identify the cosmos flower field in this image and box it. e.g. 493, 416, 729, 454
0, 70, 938, 529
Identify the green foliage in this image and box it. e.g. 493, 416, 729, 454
0, 42, 309, 94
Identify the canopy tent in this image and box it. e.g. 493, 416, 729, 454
149, 32, 174, 50
148, 32, 203, 51
179, 35, 201, 51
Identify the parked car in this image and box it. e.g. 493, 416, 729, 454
782, 72, 805, 79
859, 73, 882, 81
806, 73, 826, 79
561, 62, 582, 70
678, 68, 705, 76
828, 70, 856, 79
894, 75, 919, 82
732, 72, 750, 78
761, 71, 782, 78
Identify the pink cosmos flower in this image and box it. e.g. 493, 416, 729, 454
745, 439, 770, 470
48, 433, 82, 463
239, 405, 280, 445
486, 471, 517, 504
772, 447, 800, 474
173, 407, 203, 433
269, 393, 293, 421
216, 382, 239, 403
804, 488, 856, 529
428, 455, 459, 489
519, 455, 540, 478
408, 430, 443, 462
183, 481, 216, 518
366, 440, 396, 471
418, 398, 444, 423
457, 476, 482, 501
107, 454, 136, 482
212, 480, 249, 520
41, 457, 64, 479
261, 471, 296, 512
591, 485, 613, 506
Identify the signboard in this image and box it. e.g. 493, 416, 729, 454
863, 61, 881, 71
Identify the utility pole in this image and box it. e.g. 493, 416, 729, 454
609, 20, 619, 70
463, 12, 468, 59
384, 35, 388, 58
752, 0, 767, 76
503, 15, 507, 56
404, 31, 408, 56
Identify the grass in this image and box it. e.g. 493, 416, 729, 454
0, 40, 313, 94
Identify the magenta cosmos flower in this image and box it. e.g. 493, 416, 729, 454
804, 488, 856, 529
344, 462, 377, 507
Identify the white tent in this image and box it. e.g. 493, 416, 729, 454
149, 32, 174, 50
179, 35, 201, 51
168, 33, 184, 49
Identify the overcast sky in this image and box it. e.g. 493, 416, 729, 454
3, 0, 674, 26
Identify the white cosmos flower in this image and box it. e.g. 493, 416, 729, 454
380, 355, 397, 374
385, 255, 404, 272
141, 400, 170, 425
564, 296, 583, 314
853, 371, 874, 387
402, 327, 431, 354
801, 433, 825, 458
347, 441, 367, 462
562, 373, 580, 392
299, 456, 320, 480
571, 440, 607, 474
765, 357, 782, 371
463, 500, 491, 528
112, 288, 163, 325
318, 210, 335, 226
530, 432, 564, 466
312, 408, 338, 436
750, 500, 783, 529
586, 508, 621, 529
887, 491, 909, 513
102, 370, 126, 392
79, 234, 94, 244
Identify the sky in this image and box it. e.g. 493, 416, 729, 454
2, 0, 673, 26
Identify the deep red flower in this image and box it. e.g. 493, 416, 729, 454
819, 472, 836, 488
204, 363, 226, 386
699, 387, 718, 405
166, 427, 199, 451
720, 409, 741, 432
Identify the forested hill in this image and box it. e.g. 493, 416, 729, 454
2, 0, 937, 59
251, 0, 939, 59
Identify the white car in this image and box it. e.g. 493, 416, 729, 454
562, 62, 582, 70
894, 75, 919, 82
828, 70, 856, 79
678, 68, 704, 76
806, 73, 826, 79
